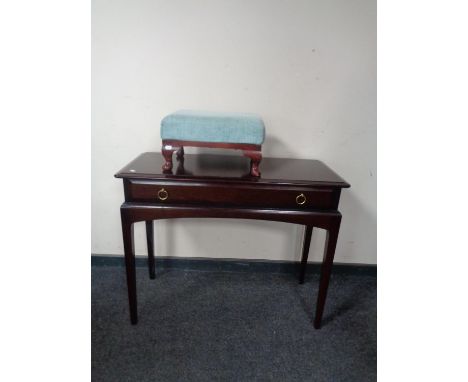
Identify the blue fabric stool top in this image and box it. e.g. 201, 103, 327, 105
161, 110, 265, 145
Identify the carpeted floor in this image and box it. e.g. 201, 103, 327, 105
92, 266, 376, 382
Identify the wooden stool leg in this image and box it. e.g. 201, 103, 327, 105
176, 146, 184, 160
314, 217, 341, 329
121, 212, 138, 325
145, 220, 155, 279
299, 226, 313, 284
162, 145, 176, 172
243, 150, 262, 177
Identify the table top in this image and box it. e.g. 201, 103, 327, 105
115, 152, 350, 188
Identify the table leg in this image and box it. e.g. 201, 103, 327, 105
121, 214, 138, 325
145, 220, 156, 279
314, 218, 341, 329
299, 226, 313, 284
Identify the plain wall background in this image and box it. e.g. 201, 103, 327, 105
92, 0, 376, 264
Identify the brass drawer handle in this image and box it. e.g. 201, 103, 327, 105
296, 193, 306, 205
157, 188, 168, 201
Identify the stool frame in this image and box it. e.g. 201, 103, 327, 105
161, 139, 262, 177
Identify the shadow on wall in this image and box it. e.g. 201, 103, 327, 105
180, 134, 296, 159
262, 135, 298, 158
158, 218, 299, 261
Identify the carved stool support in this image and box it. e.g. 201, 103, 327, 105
161, 145, 176, 171
242, 150, 262, 177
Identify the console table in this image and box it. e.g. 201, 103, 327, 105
115, 152, 350, 329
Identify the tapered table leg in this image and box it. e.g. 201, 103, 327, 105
314, 217, 341, 329
121, 212, 138, 325
146, 220, 155, 279
299, 226, 313, 284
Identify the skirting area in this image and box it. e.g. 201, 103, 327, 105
92, 260, 376, 381
91, 255, 377, 276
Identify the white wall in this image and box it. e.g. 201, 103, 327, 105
92, 0, 376, 264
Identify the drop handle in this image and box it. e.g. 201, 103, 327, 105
296, 193, 306, 205
157, 188, 168, 201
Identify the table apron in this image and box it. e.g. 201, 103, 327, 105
120, 202, 342, 231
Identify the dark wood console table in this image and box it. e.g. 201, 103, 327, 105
115, 152, 350, 329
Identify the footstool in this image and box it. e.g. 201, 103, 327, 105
160, 110, 265, 177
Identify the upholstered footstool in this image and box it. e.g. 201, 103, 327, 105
160, 110, 265, 177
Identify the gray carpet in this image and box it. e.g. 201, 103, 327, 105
92, 266, 376, 382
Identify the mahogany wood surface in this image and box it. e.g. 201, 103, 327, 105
162, 139, 261, 151
116, 152, 350, 188
116, 152, 350, 329
125, 179, 339, 210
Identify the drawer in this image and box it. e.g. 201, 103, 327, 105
125, 180, 339, 210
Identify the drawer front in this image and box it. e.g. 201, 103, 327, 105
125, 180, 339, 210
